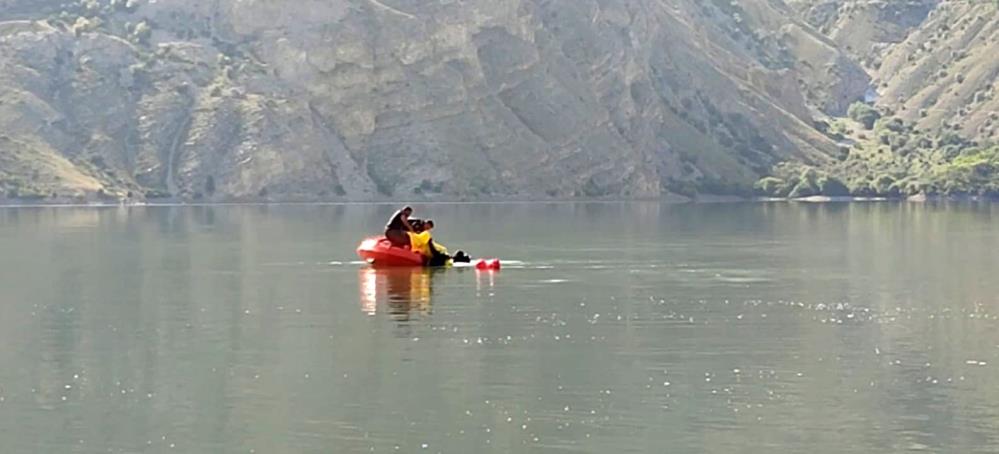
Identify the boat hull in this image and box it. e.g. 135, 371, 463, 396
356, 237, 425, 267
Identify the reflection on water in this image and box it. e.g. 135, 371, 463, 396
359, 268, 435, 319
360, 267, 501, 320
1, 203, 998, 453
476, 268, 497, 297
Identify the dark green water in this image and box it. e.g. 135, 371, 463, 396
1, 202, 998, 453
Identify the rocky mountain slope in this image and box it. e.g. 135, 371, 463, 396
792, 0, 997, 139
876, 2, 999, 140
0, 0, 995, 202
789, 0, 938, 67
763, 1, 999, 199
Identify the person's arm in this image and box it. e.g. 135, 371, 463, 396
402, 214, 416, 232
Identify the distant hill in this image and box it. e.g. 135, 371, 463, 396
0, 0, 995, 202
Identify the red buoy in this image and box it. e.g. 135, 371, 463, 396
475, 259, 501, 270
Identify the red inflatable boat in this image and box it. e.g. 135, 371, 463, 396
356, 237, 425, 267
356, 236, 502, 270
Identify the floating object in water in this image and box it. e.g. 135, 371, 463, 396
475, 258, 501, 271
357, 237, 496, 269
453, 250, 472, 263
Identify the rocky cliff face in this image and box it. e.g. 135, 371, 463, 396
0, 13, 373, 201
0, 0, 993, 202
0, 0, 859, 202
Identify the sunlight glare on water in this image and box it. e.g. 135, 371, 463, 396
0, 202, 998, 453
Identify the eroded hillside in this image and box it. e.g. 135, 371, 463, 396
0, 0, 863, 202
0, 0, 994, 202
759, 1, 999, 199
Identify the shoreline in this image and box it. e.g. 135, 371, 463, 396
0, 194, 996, 209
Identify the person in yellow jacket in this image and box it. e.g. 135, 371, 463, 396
407, 220, 452, 266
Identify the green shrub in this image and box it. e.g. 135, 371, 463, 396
879, 117, 906, 133
890, 134, 909, 153
753, 177, 786, 197
788, 181, 817, 198
937, 131, 966, 148
699, 176, 753, 196
899, 179, 927, 196
71, 16, 102, 36
817, 176, 849, 196
850, 179, 876, 197
848, 102, 881, 130
788, 176, 819, 198
132, 21, 152, 44
873, 174, 898, 196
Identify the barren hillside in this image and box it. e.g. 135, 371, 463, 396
0, 0, 995, 202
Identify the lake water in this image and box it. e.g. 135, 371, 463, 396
1, 202, 998, 453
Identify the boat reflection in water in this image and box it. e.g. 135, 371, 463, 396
359, 266, 499, 320
359, 267, 438, 320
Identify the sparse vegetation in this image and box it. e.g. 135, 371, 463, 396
753, 177, 786, 196
752, 165, 850, 198
2, 0, 998, 203
413, 179, 444, 196
757, 111, 999, 199
0, 176, 50, 200
847, 102, 881, 130
132, 20, 152, 44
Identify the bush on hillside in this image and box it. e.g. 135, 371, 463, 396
788, 179, 818, 198
872, 174, 898, 196
880, 117, 906, 133
848, 102, 881, 130
817, 175, 850, 196
132, 21, 152, 44
849, 179, 876, 197
753, 177, 786, 197
785, 169, 819, 198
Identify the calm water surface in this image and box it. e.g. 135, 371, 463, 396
1, 202, 998, 453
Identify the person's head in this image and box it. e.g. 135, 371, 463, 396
402, 206, 413, 216
424, 220, 434, 230
411, 219, 425, 232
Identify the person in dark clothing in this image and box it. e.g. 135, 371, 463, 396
427, 240, 451, 267
421, 220, 450, 267
385, 206, 415, 248
419, 220, 472, 266
452, 250, 471, 263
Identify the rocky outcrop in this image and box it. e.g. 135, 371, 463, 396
0, 17, 376, 201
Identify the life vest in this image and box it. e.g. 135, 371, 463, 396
407, 231, 433, 258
